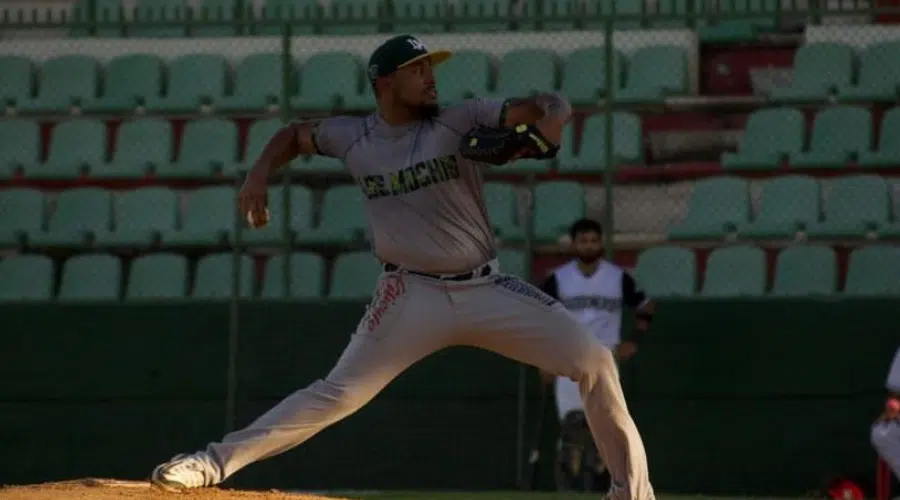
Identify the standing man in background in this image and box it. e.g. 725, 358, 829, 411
539, 218, 655, 491
872, 346, 900, 489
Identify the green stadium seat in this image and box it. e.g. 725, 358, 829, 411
805, 175, 890, 238
144, 54, 227, 113
843, 245, 900, 296
329, 251, 382, 299
651, 0, 691, 28
560, 47, 625, 106
292, 52, 361, 111
99, 117, 172, 179
126, 253, 189, 300
451, 0, 512, 32
0, 254, 53, 302
558, 112, 643, 171
257, 0, 317, 36
130, 0, 187, 38
304, 184, 368, 245
769, 43, 854, 103
321, 0, 383, 34
722, 107, 805, 170
582, 0, 643, 30
261, 252, 326, 299
859, 107, 900, 168
790, 106, 872, 169
25, 119, 106, 180
17, 55, 99, 113
28, 187, 111, 248
83, 54, 164, 113
668, 176, 750, 240
0, 119, 39, 178
489, 49, 558, 100
532, 181, 584, 243
435, 51, 491, 105
538, 0, 581, 31
296, 154, 346, 174
192, 253, 254, 299
163, 186, 236, 247
696, 0, 779, 43
617, 46, 688, 104
240, 118, 283, 173
738, 175, 820, 239
192, 0, 243, 36
771, 244, 836, 296
70, 0, 125, 37
0, 56, 34, 110
393, 0, 448, 33
157, 118, 237, 179
343, 81, 376, 111
700, 244, 766, 297
241, 185, 314, 246
838, 41, 900, 103
484, 182, 525, 241
634, 246, 696, 297
58, 253, 122, 302
497, 248, 528, 278
0, 188, 44, 248
94, 187, 178, 248
218, 53, 285, 112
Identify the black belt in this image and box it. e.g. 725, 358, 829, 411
383, 263, 493, 281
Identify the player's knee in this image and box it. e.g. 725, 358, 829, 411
571, 342, 617, 393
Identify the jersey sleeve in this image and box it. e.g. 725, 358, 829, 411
621, 271, 649, 309
463, 97, 509, 129
311, 115, 363, 160
540, 273, 560, 300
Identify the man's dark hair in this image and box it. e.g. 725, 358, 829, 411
569, 218, 603, 240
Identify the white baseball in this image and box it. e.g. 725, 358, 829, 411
246, 208, 270, 228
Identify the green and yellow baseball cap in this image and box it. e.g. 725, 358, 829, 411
366, 34, 452, 85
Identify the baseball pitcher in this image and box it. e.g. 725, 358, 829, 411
150, 35, 656, 500
872, 346, 900, 482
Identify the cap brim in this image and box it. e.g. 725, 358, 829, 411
399, 49, 453, 69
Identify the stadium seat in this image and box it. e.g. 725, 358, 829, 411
240, 118, 282, 174
790, 106, 871, 169
241, 185, 314, 246
668, 177, 749, 240
343, 81, 376, 111
859, 106, 900, 168
0, 56, 34, 110
634, 246, 696, 297
163, 186, 236, 247
100, 117, 172, 179
805, 175, 890, 238
130, 0, 187, 38
157, 118, 238, 179
393, 0, 448, 33
700, 244, 767, 297
28, 188, 111, 248
329, 251, 382, 299
126, 253, 189, 300
192, 0, 243, 36
489, 49, 558, 100
320, 0, 383, 34
617, 46, 688, 104
191, 253, 255, 299
26, 119, 106, 179
497, 248, 528, 278
484, 182, 525, 241
292, 52, 362, 111
695, 0, 779, 42
769, 43, 854, 103
722, 107, 804, 170
738, 175, 820, 239
261, 252, 326, 299
144, 54, 228, 113
435, 50, 492, 105
838, 41, 900, 103
256, 0, 317, 35
532, 181, 584, 243
450, 0, 512, 32
17, 55, 99, 113
58, 253, 122, 301
843, 245, 900, 296
0, 119, 39, 178
83, 54, 164, 113
582, 0, 643, 30
298, 154, 346, 174
0, 188, 44, 248
218, 53, 285, 112
304, 184, 368, 245
0, 254, 53, 302
537, 0, 580, 31
558, 112, 643, 171
94, 187, 178, 248
771, 244, 836, 296
560, 47, 625, 106
70, 0, 124, 37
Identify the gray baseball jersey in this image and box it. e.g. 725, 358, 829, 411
312, 98, 506, 274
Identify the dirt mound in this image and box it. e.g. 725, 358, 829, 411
0, 479, 351, 500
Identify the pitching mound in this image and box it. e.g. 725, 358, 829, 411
0, 479, 351, 500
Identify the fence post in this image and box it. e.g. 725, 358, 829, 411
226, 174, 244, 434
280, 24, 294, 298
602, 7, 617, 261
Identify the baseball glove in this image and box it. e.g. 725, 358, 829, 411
459, 124, 560, 166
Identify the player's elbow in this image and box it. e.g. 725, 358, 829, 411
872, 423, 894, 455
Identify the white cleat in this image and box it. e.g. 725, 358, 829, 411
150, 452, 220, 491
